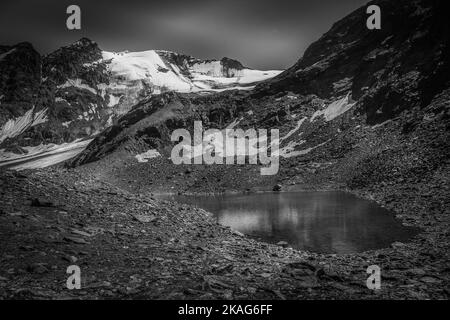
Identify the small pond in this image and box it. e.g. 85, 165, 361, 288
163, 191, 419, 254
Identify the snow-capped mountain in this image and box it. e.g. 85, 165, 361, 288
69, 0, 449, 204
100, 49, 280, 114
104, 50, 279, 92
0, 38, 281, 161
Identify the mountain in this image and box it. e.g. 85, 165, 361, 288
0, 38, 281, 159
69, 0, 449, 215
101, 49, 280, 114
253, 0, 450, 126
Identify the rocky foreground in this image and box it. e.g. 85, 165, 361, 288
0, 166, 448, 300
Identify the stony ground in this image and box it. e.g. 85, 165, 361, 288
0, 166, 448, 300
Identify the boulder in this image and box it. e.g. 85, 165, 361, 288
273, 184, 282, 192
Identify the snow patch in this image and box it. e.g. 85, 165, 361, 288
279, 140, 306, 157
106, 115, 114, 127
280, 140, 331, 159
0, 139, 90, 161
135, 149, 161, 163
310, 93, 356, 122
62, 121, 72, 128
58, 79, 98, 95
0, 107, 48, 143
371, 119, 392, 129
0, 139, 92, 170
103, 50, 193, 92
281, 117, 307, 142
108, 94, 122, 107
190, 69, 281, 89
55, 97, 68, 103
190, 61, 238, 77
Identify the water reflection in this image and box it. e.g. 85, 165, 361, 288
166, 191, 418, 254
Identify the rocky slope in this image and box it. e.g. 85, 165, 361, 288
0, 38, 280, 160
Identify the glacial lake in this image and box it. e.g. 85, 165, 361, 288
163, 191, 419, 254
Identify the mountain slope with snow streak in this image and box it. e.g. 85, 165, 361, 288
0, 107, 47, 143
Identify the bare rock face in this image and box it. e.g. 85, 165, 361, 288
42, 38, 107, 87
0, 42, 42, 127
0, 42, 41, 102
0, 39, 112, 149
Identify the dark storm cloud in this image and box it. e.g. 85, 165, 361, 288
0, 0, 368, 69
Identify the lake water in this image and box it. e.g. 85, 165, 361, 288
164, 191, 419, 254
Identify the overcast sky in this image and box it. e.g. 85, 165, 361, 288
0, 0, 368, 69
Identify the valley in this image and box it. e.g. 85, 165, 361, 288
0, 0, 449, 300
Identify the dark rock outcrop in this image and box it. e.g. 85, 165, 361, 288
0, 42, 42, 125
0, 39, 112, 149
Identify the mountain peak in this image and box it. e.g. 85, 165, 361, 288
254, 0, 448, 124
220, 57, 245, 69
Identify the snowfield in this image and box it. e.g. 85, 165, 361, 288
102, 50, 282, 93
102, 50, 193, 92
0, 139, 92, 170
0, 107, 48, 144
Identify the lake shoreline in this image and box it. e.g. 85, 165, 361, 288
162, 190, 420, 254
0, 166, 448, 299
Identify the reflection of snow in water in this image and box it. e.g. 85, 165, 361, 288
167, 191, 418, 254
